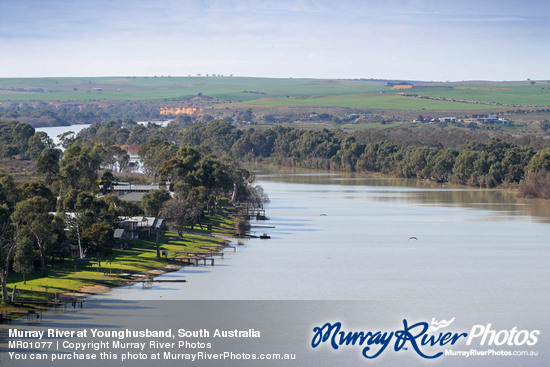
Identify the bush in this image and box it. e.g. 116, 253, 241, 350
518, 171, 550, 199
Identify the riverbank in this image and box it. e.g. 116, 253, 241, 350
0, 209, 236, 316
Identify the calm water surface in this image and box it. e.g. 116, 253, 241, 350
100, 166, 550, 312
3, 166, 549, 366
11, 120, 550, 364
35, 120, 171, 146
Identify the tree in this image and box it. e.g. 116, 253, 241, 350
243, 184, 269, 205
13, 236, 36, 284
235, 219, 250, 236
58, 131, 77, 149
27, 215, 58, 276
103, 194, 142, 217
158, 157, 189, 190
0, 204, 16, 304
429, 149, 458, 182
160, 199, 190, 237
185, 186, 209, 229
12, 197, 57, 276
26, 131, 54, 159
59, 144, 105, 192
57, 189, 94, 258
453, 150, 479, 185
142, 189, 172, 217
104, 145, 131, 172
518, 171, 550, 199
0, 174, 21, 212
100, 171, 116, 194
36, 150, 60, 185
82, 222, 114, 267
12, 122, 35, 155
17, 181, 56, 208
527, 148, 550, 173
139, 140, 178, 175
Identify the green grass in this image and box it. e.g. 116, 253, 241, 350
0, 76, 385, 102
2, 209, 236, 308
340, 121, 420, 130
0, 76, 547, 109
403, 82, 550, 107
245, 93, 501, 110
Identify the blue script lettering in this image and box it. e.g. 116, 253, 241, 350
311, 322, 392, 358
311, 319, 468, 360
394, 320, 440, 358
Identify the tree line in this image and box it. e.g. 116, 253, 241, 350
0, 102, 163, 128
0, 120, 55, 159
0, 120, 264, 304
175, 120, 550, 190
71, 118, 550, 193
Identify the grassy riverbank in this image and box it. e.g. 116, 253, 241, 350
1, 210, 236, 313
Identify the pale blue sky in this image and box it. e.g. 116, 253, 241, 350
0, 0, 548, 80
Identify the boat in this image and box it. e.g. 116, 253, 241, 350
259, 233, 271, 239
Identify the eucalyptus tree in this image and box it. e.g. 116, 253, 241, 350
12, 197, 57, 276
0, 204, 15, 304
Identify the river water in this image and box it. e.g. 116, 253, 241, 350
100, 166, 550, 306
4, 129, 549, 366
35, 120, 171, 146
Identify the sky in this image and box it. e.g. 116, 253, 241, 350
0, 0, 549, 81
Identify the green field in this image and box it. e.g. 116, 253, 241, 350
0, 76, 384, 102
0, 76, 548, 109
405, 82, 550, 107
245, 93, 500, 111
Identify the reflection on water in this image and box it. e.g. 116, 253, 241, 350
1, 164, 549, 367
254, 165, 550, 223
86, 165, 550, 305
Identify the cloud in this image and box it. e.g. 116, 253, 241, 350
0, 0, 548, 80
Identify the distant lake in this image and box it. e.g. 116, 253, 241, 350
35, 120, 172, 146
35, 124, 91, 146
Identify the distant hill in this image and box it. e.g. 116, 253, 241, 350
0, 76, 548, 108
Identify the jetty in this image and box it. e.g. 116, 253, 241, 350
235, 202, 267, 220
10, 298, 84, 309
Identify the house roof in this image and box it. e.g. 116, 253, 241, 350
119, 192, 146, 202
111, 184, 160, 191
114, 229, 125, 239
119, 216, 163, 229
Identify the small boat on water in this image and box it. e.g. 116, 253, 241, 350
260, 233, 271, 239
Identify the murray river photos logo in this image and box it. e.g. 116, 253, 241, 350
311, 318, 540, 360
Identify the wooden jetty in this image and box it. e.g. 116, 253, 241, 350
1, 309, 46, 323
108, 279, 187, 283
171, 256, 216, 266
170, 246, 233, 266
199, 243, 236, 252
235, 202, 267, 220
13, 299, 85, 310
182, 251, 225, 257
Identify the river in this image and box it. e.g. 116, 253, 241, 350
3, 132, 549, 366
99, 166, 550, 304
